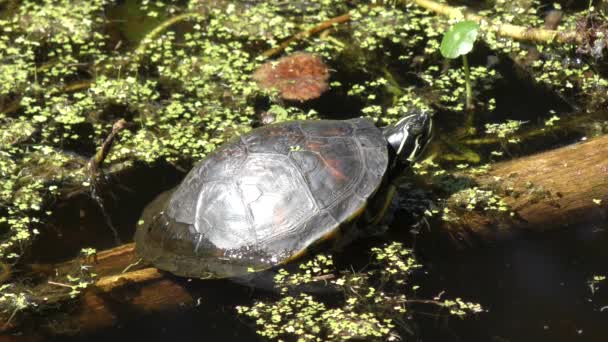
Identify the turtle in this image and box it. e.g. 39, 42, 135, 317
135, 110, 433, 279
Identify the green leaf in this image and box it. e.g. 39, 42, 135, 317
440, 20, 480, 59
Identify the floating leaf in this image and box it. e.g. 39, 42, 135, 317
253, 52, 330, 102
440, 20, 480, 59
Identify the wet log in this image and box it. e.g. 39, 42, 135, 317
1, 135, 607, 337
441, 135, 608, 245
1, 244, 192, 337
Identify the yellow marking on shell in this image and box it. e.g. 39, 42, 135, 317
284, 229, 340, 264
281, 206, 365, 265
281, 246, 310, 264
346, 204, 367, 223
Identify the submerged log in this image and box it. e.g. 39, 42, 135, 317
1, 135, 607, 337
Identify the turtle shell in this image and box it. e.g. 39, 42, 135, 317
135, 118, 389, 278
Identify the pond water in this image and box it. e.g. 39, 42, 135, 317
3, 1, 608, 341
39, 153, 607, 342
417, 223, 608, 342
57, 204, 608, 342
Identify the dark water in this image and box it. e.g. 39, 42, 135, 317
27, 118, 608, 341
417, 224, 608, 342
55, 214, 608, 342
40, 166, 607, 342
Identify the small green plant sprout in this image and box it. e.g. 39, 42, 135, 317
440, 20, 480, 111
545, 115, 561, 127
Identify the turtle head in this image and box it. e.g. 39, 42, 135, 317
382, 110, 433, 169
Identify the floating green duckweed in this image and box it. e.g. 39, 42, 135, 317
238, 242, 482, 341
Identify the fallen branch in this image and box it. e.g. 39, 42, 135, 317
409, 0, 581, 44
262, 12, 353, 58
94, 267, 163, 293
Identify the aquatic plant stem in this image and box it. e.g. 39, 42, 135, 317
408, 0, 581, 44
381, 68, 405, 101
132, 12, 204, 63
462, 55, 472, 112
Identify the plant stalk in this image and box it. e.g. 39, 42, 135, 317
462, 54, 472, 112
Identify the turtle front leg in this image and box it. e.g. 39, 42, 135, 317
370, 183, 398, 226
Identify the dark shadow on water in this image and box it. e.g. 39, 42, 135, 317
28, 162, 183, 263
413, 221, 608, 342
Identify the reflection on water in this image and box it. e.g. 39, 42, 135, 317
417, 222, 608, 342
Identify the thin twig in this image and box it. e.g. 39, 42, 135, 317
47, 281, 73, 289
262, 12, 354, 58
121, 258, 142, 274
3, 307, 18, 330
311, 273, 336, 282
86, 119, 129, 245
87, 119, 128, 176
